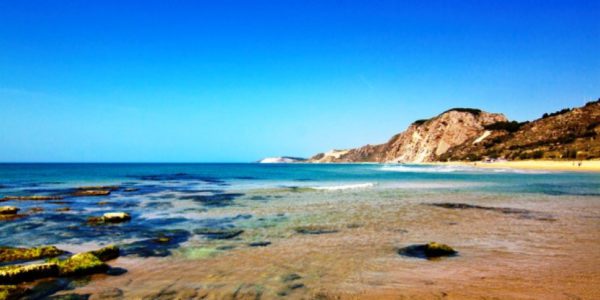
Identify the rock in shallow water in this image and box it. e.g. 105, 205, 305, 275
0, 263, 59, 284
0, 245, 120, 284
49, 253, 108, 277
0, 284, 28, 300
87, 212, 131, 225
294, 225, 338, 235
0, 206, 19, 215
0, 246, 64, 263
193, 228, 244, 239
0, 195, 63, 202
398, 242, 457, 259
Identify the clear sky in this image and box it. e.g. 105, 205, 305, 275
0, 1, 598, 162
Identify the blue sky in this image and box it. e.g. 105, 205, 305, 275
0, 1, 598, 162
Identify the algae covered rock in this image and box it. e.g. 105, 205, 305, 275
0, 285, 28, 300
0, 263, 59, 284
0, 246, 64, 263
0, 206, 19, 215
89, 245, 120, 262
398, 242, 457, 259
50, 253, 108, 277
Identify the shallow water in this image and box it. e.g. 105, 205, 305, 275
1, 163, 599, 299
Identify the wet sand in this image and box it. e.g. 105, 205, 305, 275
439, 160, 600, 173
60, 189, 600, 299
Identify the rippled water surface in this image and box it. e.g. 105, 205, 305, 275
1, 163, 599, 299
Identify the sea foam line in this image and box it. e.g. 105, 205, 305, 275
311, 183, 376, 191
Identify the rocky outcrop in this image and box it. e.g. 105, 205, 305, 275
441, 99, 600, 161
87, 212, 131, 225
309, 108, 507, 163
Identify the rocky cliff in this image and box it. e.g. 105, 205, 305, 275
309, 99, 600, 163
310, 108, 507, 163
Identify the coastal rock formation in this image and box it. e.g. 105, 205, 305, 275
441, 99, 600, 161
309, 99, 600, 162
310, 108, 507, 163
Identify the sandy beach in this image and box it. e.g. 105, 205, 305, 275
438, 160, 600, 172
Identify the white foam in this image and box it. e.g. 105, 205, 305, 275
312, 183, 376, 191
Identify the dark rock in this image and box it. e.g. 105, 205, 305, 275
48, 293, 91, 300
398, 242, 457, 259
121, 230, 190, 257
0, 206, 19, 215
105, 267, 127, 276
0, 284, 28, 300
193, 228, 244, 239
0, 263, 59, 284
89, 245, 119, 262
281, 273, 302, 282
248, 241, 271, 247
294, 226, 338, 235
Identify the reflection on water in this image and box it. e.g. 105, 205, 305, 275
0, 164, 599, 299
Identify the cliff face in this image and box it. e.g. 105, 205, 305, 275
309, 100, 600, 163
310, 109, 507, 163
441, 100, 600, 161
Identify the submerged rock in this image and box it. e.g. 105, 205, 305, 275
71, 186, 120, 197
121, 230, 190, 257
428, 202, 556, 221
294, 226, 338, 235
0, 206, 19, 215
398, 242, 457, 259
0, 195, 63, 202
0, 246, 64, 263
87, 212, 131, 225
72, 190, 111, 197
193, 228, 244, 239
0, 263, 59, 284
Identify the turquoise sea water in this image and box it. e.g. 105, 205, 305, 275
1, 163, 599, 249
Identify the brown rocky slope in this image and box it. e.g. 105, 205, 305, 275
309, 99, 600, 163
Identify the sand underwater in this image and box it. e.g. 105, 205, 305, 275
0, 163, 599, 299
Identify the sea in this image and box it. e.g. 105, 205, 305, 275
1, 163, 599, 298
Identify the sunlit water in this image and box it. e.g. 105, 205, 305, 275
1, 163, 599, 299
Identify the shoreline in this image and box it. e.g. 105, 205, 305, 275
434, 160, 600, 172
